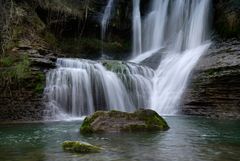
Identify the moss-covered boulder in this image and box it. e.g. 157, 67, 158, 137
80, 109, 169, 134
62, 141, 101, 154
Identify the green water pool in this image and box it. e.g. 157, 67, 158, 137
0, 116, 240, 161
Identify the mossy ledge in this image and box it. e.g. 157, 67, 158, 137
80, 109, 169, 134
62, 141, 101, 154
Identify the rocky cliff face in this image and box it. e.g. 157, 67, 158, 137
0, 0, 134, 121
180, 1, 240, 119
34, 0, 132, 59
213, 0, 240, 38
181, 38, 240, 119
0, 0, 56, 121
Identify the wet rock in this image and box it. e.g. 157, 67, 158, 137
140, 51, 163, 70
181, 38, 240, 119
101, 60, 154, 75
102, 60, 129, 74
30, 57, 56, 68
80, 109, 169, 134
62, 141, 101, 154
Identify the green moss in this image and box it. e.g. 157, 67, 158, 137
32, 72, 45, 94
0, 54, 30, 80
80, 117, 94, 134
80, 109, 169, 134
14, 55, 30, 79
62, 141, 101, 153
4, 41, 19, 51
0, 56, 16, 67
134, 109, 169, 131
102, 61, 128, 74
34, 81, 44, 93
80, 111, 105, 134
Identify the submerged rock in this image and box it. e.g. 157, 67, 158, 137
62, 141, 101, 154
80, 109, 169, 134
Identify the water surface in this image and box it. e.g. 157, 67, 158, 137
0, 117, 240, 161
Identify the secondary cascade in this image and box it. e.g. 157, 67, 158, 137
44, 58, 153, 118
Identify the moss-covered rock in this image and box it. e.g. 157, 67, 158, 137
80, 109, 169, 134
102, 60, 128, 74
62, 141, 101, 154
0, 54, 31, 79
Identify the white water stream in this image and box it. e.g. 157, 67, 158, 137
132, 0, 211, 115
132, 0, 142, 57
101, 0, 115, 55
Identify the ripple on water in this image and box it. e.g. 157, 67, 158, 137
0, 117, 240, 161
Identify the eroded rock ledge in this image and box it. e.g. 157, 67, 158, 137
182, 38, 240, 119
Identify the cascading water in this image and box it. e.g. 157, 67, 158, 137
132, 0, 142, 57
44, 58, 153, 119
101, 0, 115, 55
132, 0, 211, 115
142, 0, 169, 52
45, 0, 212, 119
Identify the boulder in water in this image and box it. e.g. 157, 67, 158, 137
80, 109, 169, 134
62, 141, 101, 153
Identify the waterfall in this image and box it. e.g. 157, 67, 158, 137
101, 0, 115, 54
131, 0, 211, 115
45, 0, 212, 119
150, 44, 210, 114
132, 0, 142, 57
151, 0, 211, 115
142, 0, 169, 52
44, 58, 154, 118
